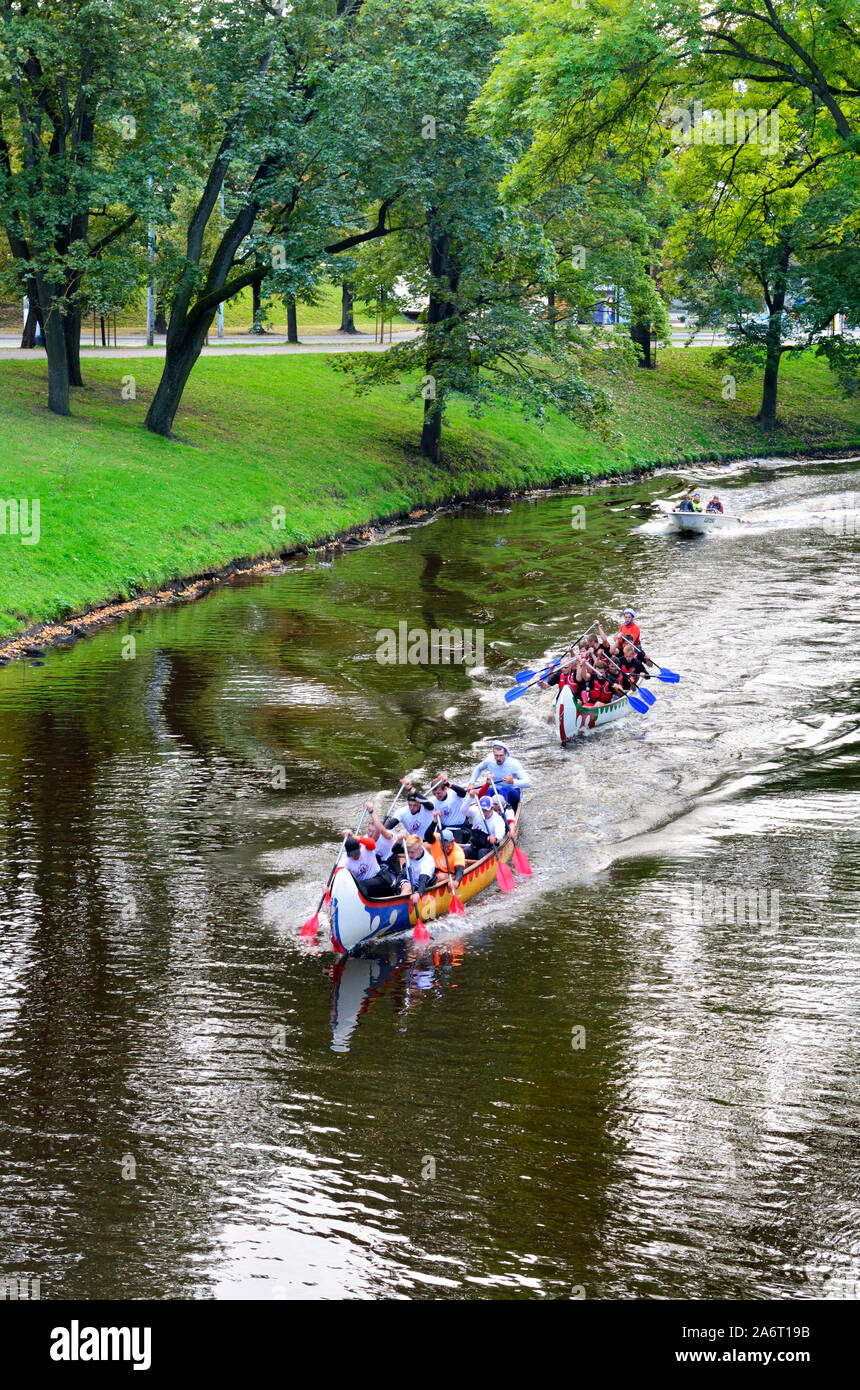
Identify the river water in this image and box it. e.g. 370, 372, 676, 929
0, 455, 857, 1301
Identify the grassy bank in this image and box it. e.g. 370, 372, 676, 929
0, 348, 858, 639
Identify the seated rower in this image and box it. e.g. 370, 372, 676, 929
706, 495, 724, 513
471, 738, 531, 810
429, 772, 472, 842
426, 826, 466, 890
465, 796, 507, 859
621, 640, 653, 679
392, 780, 436, 838
676, 492, 695, 512
338, 813, 400, 899
539, 649, 577, 690
402, 834, 438, 905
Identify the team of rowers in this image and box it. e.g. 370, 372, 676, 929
337, 740, 531, 906
539, 610, 655, 706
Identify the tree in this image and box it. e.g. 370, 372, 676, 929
665, 83, 860, 426
0, 0, 180, 414
334, 0, 618, 465
143, 0, 410, 438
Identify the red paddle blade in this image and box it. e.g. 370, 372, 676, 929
448, 893, 465, 915
414, 921, 430, 942
300, 913, 319, 938
323, 885, 331, 904
512, 846, 532, 877
496, 860, 515, 893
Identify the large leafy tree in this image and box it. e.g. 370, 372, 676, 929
0, 0, 180, 414
144, 0, 411, 438
334, 0, 617, 465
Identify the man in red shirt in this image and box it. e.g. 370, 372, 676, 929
619, 608, 641, 646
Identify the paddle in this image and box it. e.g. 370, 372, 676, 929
582, 658, 649, 716
436, 816, 465, 915
617, 634, 680, 683
470, 793, 515, 892
489, 776, 531, 876
300, 804, 370, 938
514, 621, 598, 683
404, 853, 431, 942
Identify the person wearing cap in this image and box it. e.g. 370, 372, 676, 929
691, 491, 703, 512
465, 795, 507, 858
426, 826, 466, 889
337, 820, 400, 899
619, 608, 641, 646
390, 781, 436, 838
470, 740, 531, 810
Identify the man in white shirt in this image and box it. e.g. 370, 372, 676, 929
337, 803, 399, 898
471, 740, 531, 810
466, 795, 507, 858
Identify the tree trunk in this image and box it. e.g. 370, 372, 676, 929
420, 401, 443, 466
65, 306, 84, 386
754, 243, 790, 429
37, 287, 71, 416
286, 295, 298, 343
755, 345, 781, 429
21, 296, 42, 349
154, 298, 167, 335
100, 314, 107, 347
340, 281, 357, 333
144, 315, 213, 437
420, 225, 458, 465
249, 281, 265, 334
630, 317, 654, 368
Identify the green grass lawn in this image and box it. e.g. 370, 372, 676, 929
0, 348, 857, 639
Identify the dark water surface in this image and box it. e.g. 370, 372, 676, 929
0, 456, 858, 1300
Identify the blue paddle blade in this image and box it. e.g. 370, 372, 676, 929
638, 687, 656, 706
505, 684, 529, 702
657, 667, 679, 681
515, 669, 536, 682
627, 693, 649, 714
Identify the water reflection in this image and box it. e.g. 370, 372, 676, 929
327, 939, 467, 1053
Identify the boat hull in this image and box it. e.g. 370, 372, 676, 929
554, 684, 629, 745
668, 510, 719, 534
329, 807, 522, 954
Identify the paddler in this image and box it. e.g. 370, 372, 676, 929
426, 825, 466, 890
402, 834, 439, 905
619, 608, 641, 646
392, 781, 437, 838
465, 795, 507, 858
338, 810, 400, 899
428, 773, 471, 841
470, 739, 531, 810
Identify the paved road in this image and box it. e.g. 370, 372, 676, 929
0, 328, 420, 362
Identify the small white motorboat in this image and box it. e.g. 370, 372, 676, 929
667, 509, 721, 534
